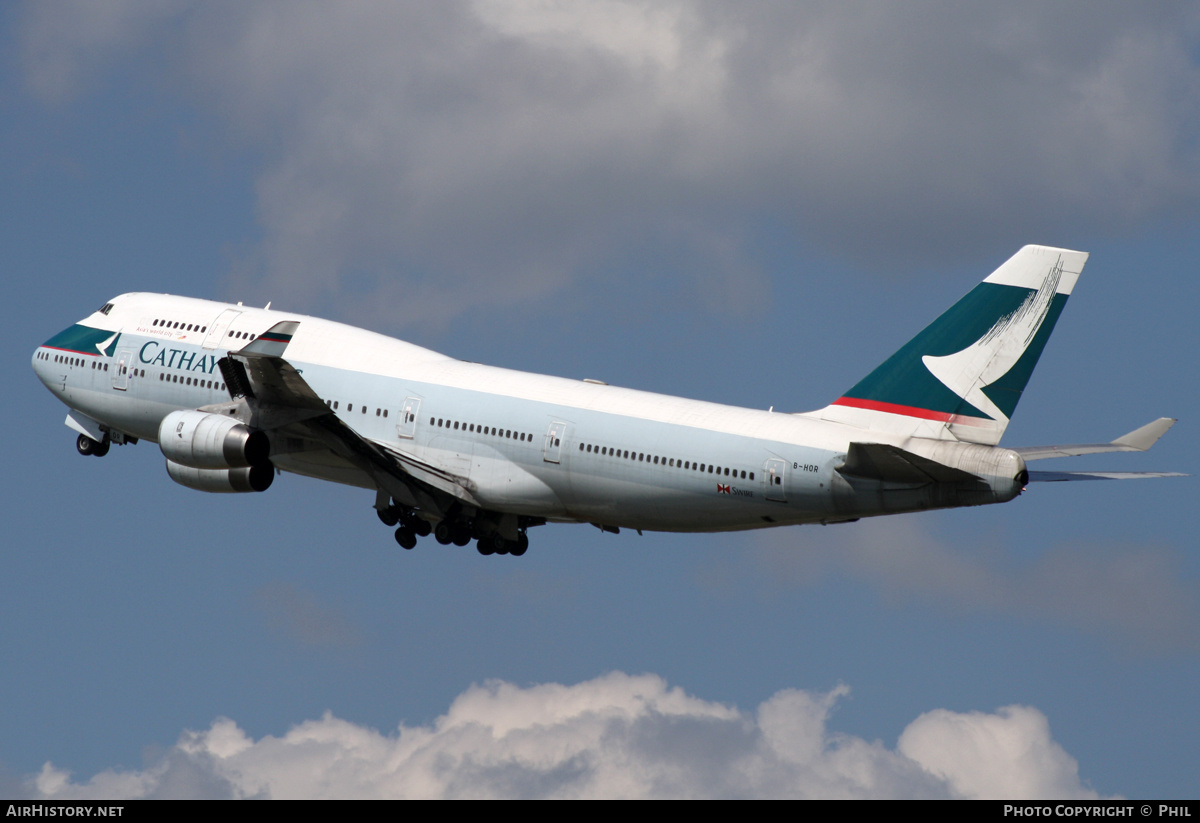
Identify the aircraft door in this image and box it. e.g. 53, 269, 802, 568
543, 422, 567, 463
203, 309, 241, 349
112, 350, 133, 391
397, 397, 421, 439
765, 458, 787, 502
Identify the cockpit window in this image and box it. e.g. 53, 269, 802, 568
98, 303, 114, 315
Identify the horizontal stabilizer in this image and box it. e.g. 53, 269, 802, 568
838, 442, 981, 484
1015, 418, 1176, 460
1028, 470, 1187, 482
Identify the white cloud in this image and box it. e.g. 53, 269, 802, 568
16, 2, 1200, 327
28, 672, 1099, 799
898, 705, 1093, 801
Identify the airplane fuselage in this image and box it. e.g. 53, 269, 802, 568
33, 292, 1025, 538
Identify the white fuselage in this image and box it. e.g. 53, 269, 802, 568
33, 293, 1019, 533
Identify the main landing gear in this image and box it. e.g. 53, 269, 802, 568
376, 501, 531, 557
475, 531, 529, 557
76, 433, 110, 457
393, 514, 432, 550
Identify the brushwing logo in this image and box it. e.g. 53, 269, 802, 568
921, 258, 1064, 424
96, 332, 119, 357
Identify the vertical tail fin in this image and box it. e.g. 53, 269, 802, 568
812, 245, 1088, 445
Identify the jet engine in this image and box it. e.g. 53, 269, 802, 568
158, 409, 270, 469
165, 459, 274, 493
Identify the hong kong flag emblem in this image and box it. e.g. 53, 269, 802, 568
717, 484, 731, 494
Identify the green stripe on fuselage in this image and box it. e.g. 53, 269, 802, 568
43, 324, 118, 356
842, 282, 1069, 420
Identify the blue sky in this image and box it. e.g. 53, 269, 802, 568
2, 2, 1198, 799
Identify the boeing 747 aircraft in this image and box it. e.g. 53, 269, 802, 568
32, 245, 1180, 556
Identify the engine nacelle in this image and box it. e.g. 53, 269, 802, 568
165, 459, 274, 493
158, 409, 269, 469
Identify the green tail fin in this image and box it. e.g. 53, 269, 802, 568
815, 245, 1088, 445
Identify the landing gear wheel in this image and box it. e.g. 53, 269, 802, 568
434, 521, 454, 545
412, 519, 432, 537
76, 434, 107, 457
451, 527, 471, 547
510, 533, 529, 557
378, 507, 400, 527
394, 526, 417, 550
478, 534, 508, 556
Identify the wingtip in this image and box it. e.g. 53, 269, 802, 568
1112, 417, 1176, 451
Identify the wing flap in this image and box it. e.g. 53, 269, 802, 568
302, 413, 477, 510
373, 440, 474, 497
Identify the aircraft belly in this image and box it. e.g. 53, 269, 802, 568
557, 471, 784, 532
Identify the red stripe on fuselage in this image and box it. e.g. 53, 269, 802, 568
831, 396, 991, 427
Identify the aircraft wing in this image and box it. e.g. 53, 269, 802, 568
219, 322, 475, 518
1013, 418, 1176, 460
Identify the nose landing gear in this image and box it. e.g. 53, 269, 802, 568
76, 433, 110, 457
